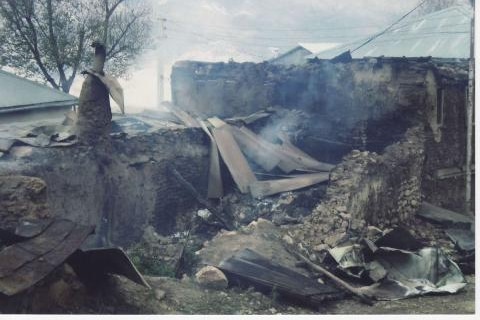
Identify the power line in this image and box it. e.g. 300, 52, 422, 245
352, 0, 430, 53
167, 17, 383, 32
169, 27, 365, 41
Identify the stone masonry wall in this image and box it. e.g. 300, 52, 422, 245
287, 126, 425, 255
171, 59, 430, 154
171, 58, 469, 215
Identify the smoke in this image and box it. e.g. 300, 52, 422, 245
87, 0, 424, 113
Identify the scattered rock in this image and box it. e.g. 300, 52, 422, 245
366, 226, 383, 239
154, 289, 166, 300
313, 244, 329, 252
324, 232, 347, 248
282, 234, 294, 246
195, 266, 228, 290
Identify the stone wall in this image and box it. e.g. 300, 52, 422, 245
171, 59, 429, 155
171, 58, 470, 213
0, 125, 209, 247
422, 64, 469, 212
288, 126, 425, 253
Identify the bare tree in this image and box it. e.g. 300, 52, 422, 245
0, 0, 152, 93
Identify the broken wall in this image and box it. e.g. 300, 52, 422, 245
288, 126, 425, 253
0, 126, 209, 247
422, 65, 470, 212
171, 58, 470, 213
172, 59, 426, 157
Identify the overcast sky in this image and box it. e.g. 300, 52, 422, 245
71, 0, 432, 113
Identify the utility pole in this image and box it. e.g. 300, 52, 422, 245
157, 18, 167, 106
465, 0, 474, 216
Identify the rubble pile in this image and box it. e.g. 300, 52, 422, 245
288, 126, 425, 256
220, 184, 326, 226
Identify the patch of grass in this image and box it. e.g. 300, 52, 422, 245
129, 248, 176, 277
179, 243, 201, 276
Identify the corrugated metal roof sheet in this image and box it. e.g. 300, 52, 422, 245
0, 69, 78, 113
298, 42, 340, 54
311, 5, 472, 60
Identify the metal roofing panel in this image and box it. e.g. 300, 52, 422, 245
298, 42, 341, 54
311, 5, 472, 60
0, 69, 78, 110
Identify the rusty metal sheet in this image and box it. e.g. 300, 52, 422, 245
0, 219, 94, 296
17, 219, 75, 256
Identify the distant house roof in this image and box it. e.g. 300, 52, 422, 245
270, 42, 340, 65
310, 5, 472, 60
0, 69, 78, 114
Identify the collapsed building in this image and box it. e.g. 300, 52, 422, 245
0, 54, 475, 313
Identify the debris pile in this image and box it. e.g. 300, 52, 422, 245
165, 103, 334, 200
287, 126, 425, 256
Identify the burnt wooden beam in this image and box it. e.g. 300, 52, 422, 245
167, 164, 233, 230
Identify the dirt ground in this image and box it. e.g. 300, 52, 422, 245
127, 274, 475, 315
321, 274, 475, 315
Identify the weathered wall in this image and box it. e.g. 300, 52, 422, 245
288, 126, 425, 254
171, 58, 470, 213
172, 59, 428, 155
0, 127, 209, 247
422, 65, 469, 212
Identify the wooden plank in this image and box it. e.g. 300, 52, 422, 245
230, 126, 280, 172
250, 172, 329, 198
199, 120, 223, 198
211, 126, 256, 193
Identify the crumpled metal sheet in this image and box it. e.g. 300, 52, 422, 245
218, 248, 343, 306
363, 247, 466, 300
327, 228, 466, 300
446, 228, 475, 252
1, 125, 77, 151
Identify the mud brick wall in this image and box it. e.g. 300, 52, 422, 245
0, 127, 209, 247
287, 126, 425, 256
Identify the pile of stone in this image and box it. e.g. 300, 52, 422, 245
286, 126, 426, 259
